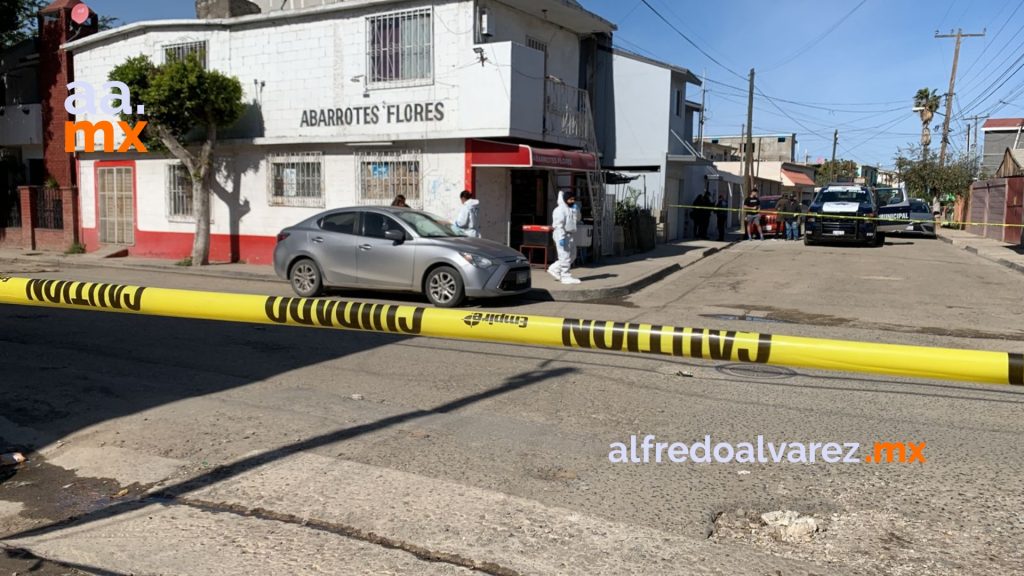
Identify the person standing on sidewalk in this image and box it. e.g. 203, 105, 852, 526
454, 190, 480, 238
547, 190, 582, 285
743, 188, 764, 240
715, 193, 729, 241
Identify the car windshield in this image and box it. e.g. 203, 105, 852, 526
910, 200, 930, 212
875, 188, 906, 205
397, 210, 464, 238
761, 198, 778, 209
817, 189, 870, 204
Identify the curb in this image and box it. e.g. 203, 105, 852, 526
524, 243, 733, 302
937, 233, 1024, 276
3, 241, 736, 303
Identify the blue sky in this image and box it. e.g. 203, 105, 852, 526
84, 0, 1024, 168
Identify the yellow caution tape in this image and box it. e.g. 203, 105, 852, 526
671, 204, 1024, 228
0, 276, 1020, 386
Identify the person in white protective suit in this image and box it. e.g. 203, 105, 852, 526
547, 190, 582, 284
454, 190, 480, 238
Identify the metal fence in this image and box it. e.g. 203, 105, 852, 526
35, 187, 63, 229
545, 79, 590, 144
355, 150, 421, 206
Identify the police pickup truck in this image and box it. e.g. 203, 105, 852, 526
803, 184, 882, 246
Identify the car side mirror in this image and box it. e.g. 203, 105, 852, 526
384, 229, 405, 244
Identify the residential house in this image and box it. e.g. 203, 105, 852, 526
62, 0, 615, 263
592, 47, 710, 241
712, 160, 817, 203
981, 118, 1024, 177
701, 133, 797, 162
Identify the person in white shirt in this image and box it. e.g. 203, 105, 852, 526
454, 190, 480, 238
547, 190, 582, 284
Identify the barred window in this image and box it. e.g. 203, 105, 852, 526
165, 41, 208, 69
526, 36, 547, 54
356, 150, 420, 205
367, 8, 433, 87
269, 152, 324, 207
166, 164, 194, 221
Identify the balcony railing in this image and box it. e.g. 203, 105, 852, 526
544, 79, 592, 146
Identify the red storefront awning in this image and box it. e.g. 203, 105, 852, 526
782, 168, 816, 187
468, 139, 597, 172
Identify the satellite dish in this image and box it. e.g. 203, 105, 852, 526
71, 3, 91, 25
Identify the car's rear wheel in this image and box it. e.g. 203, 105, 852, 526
289, 258, 323, 297
425, 265, 465, 308
873, 232, 886, 247
803, 235, 815, 246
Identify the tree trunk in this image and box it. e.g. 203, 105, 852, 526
191, 170, 211, 265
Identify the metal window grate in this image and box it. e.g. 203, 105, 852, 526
165, 41, 208, 69
166, 164, 195, 222
367, 8, 433, 88
526, 36, 548, 54
356, 150, 421, 206
268, 152, 324, 208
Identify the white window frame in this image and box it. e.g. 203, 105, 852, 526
164, 40, 209, 69
268, 152, 325, 208
355, 150, 422, 206
366, 8, 434, 89
166, 163, 195, 222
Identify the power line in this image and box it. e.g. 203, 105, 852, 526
762, 0, 869, 72
638, 0, 747, 82
955, 0, 1020, 84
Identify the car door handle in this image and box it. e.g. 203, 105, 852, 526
359, 244, 372, 250
312, 236, 324, 243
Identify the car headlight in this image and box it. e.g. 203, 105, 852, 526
460, 252, 495, 268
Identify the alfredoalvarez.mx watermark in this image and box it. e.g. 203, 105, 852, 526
609, 435, 927, 464
63, 81, 148, 153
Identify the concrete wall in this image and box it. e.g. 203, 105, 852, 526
478, 0, 582, 89
601, 52, 669, 166
473, 167, 510, 243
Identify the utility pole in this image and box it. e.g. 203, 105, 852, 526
829, 129, 838, 183
963, 114, 988, 175
698, 70, 706, 156
936, 28, 985, 166
744, 68, 755, 197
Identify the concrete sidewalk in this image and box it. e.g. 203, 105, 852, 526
936, 228, 1024, 274
0, 238, 736, 302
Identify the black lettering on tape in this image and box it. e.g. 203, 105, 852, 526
738, 334, 772, 364
593, 322, 625, 350
264, 297, 423, 335
626, 323, 641, 353
1010, 353, 1024, 386
25, 279, 144, 311
707, 330, 736, 361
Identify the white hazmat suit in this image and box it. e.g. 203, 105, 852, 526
454, 198, 480, 238
547, 191, 581, 284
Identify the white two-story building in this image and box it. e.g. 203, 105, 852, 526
65, 0, 614, 263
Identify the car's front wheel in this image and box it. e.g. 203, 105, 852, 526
425, 265, 465, 308
289, 258, 323, 297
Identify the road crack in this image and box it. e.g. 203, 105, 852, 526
165, 495, 521, 576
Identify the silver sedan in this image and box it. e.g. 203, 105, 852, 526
273, 206, 532, 307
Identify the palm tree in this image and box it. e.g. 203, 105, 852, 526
914, 88, 941, 159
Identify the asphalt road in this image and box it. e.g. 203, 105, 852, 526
1, 236, 1022, 575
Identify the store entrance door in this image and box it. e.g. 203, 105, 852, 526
510, 170, 548, 249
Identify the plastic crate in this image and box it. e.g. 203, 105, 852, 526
522, 225, 552, 246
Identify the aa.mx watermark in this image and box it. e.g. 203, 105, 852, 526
63, 81, 148, 153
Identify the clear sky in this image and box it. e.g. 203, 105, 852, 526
83, 0, 1024, 169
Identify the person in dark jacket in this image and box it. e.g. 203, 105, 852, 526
715, 193, 729, 241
